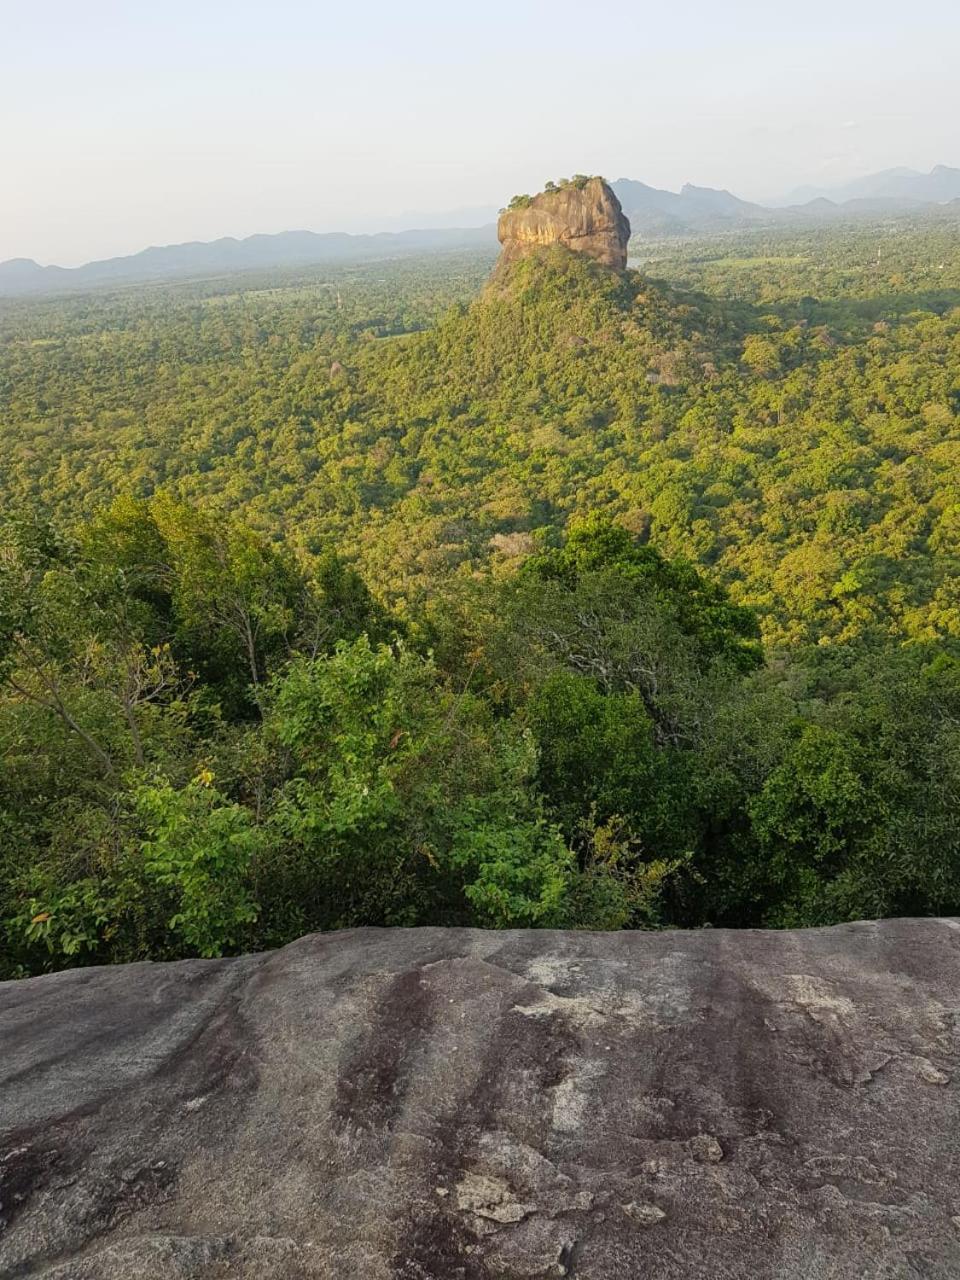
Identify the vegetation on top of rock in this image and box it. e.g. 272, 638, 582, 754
505, 176, 601, 211
547, 174, 597, 190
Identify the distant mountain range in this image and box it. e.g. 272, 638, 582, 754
3, 166, 960, 298
611, 167, 960, 236
610, 180, 770, 236
0, 226, 499, 298
778, 165, 960, 207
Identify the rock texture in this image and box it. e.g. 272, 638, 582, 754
3, 920, 960, 1278
496, 179, 631, 272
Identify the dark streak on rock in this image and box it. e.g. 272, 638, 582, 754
2, 922, 960, 1278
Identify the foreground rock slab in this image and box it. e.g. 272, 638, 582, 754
2, 921, 960, 1278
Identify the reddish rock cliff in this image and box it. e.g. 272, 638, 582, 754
496, 177, 631, 271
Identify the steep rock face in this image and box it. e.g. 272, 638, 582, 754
3, 920, 960, 1278
497, 178, 631, 271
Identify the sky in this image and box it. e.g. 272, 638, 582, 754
3, 0, 959, 266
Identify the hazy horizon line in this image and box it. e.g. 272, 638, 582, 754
5, 160, 959, 272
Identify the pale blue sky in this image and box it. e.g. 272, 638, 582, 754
3, 0, 958, 265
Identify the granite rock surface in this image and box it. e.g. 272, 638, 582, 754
496, 179, 630, 272
3, 920, 960, 1277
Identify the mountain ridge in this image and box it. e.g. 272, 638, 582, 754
4, 164, 960, 298
611, 178, 770, 234
0, 225, 500, 298
780, 164, 960, 206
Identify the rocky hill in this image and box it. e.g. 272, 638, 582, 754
3, 920, 960, 1278
7, 166, 960, 298
496, 178, 631, 272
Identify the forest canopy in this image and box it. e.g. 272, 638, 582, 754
2, 220, 960, 976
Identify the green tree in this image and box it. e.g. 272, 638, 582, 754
153, 497, 306, 708
260, 637, 576, 935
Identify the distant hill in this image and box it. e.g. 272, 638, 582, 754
611, 179, 770, 235
781, 165, 960, 207
614, 170, 960, 238
0, 226, 499, 298
374, 204, 500, 232
5, 165, 960, 297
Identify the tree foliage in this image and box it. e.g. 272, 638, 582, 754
4, 223, 960, 975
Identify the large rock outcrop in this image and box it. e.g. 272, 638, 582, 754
3, 920, 960, 1278
496, 178, 631, 272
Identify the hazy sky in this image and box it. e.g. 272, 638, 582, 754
3, 0, 959, 265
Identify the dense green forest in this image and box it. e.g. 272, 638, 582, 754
3, 222, 960, 976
